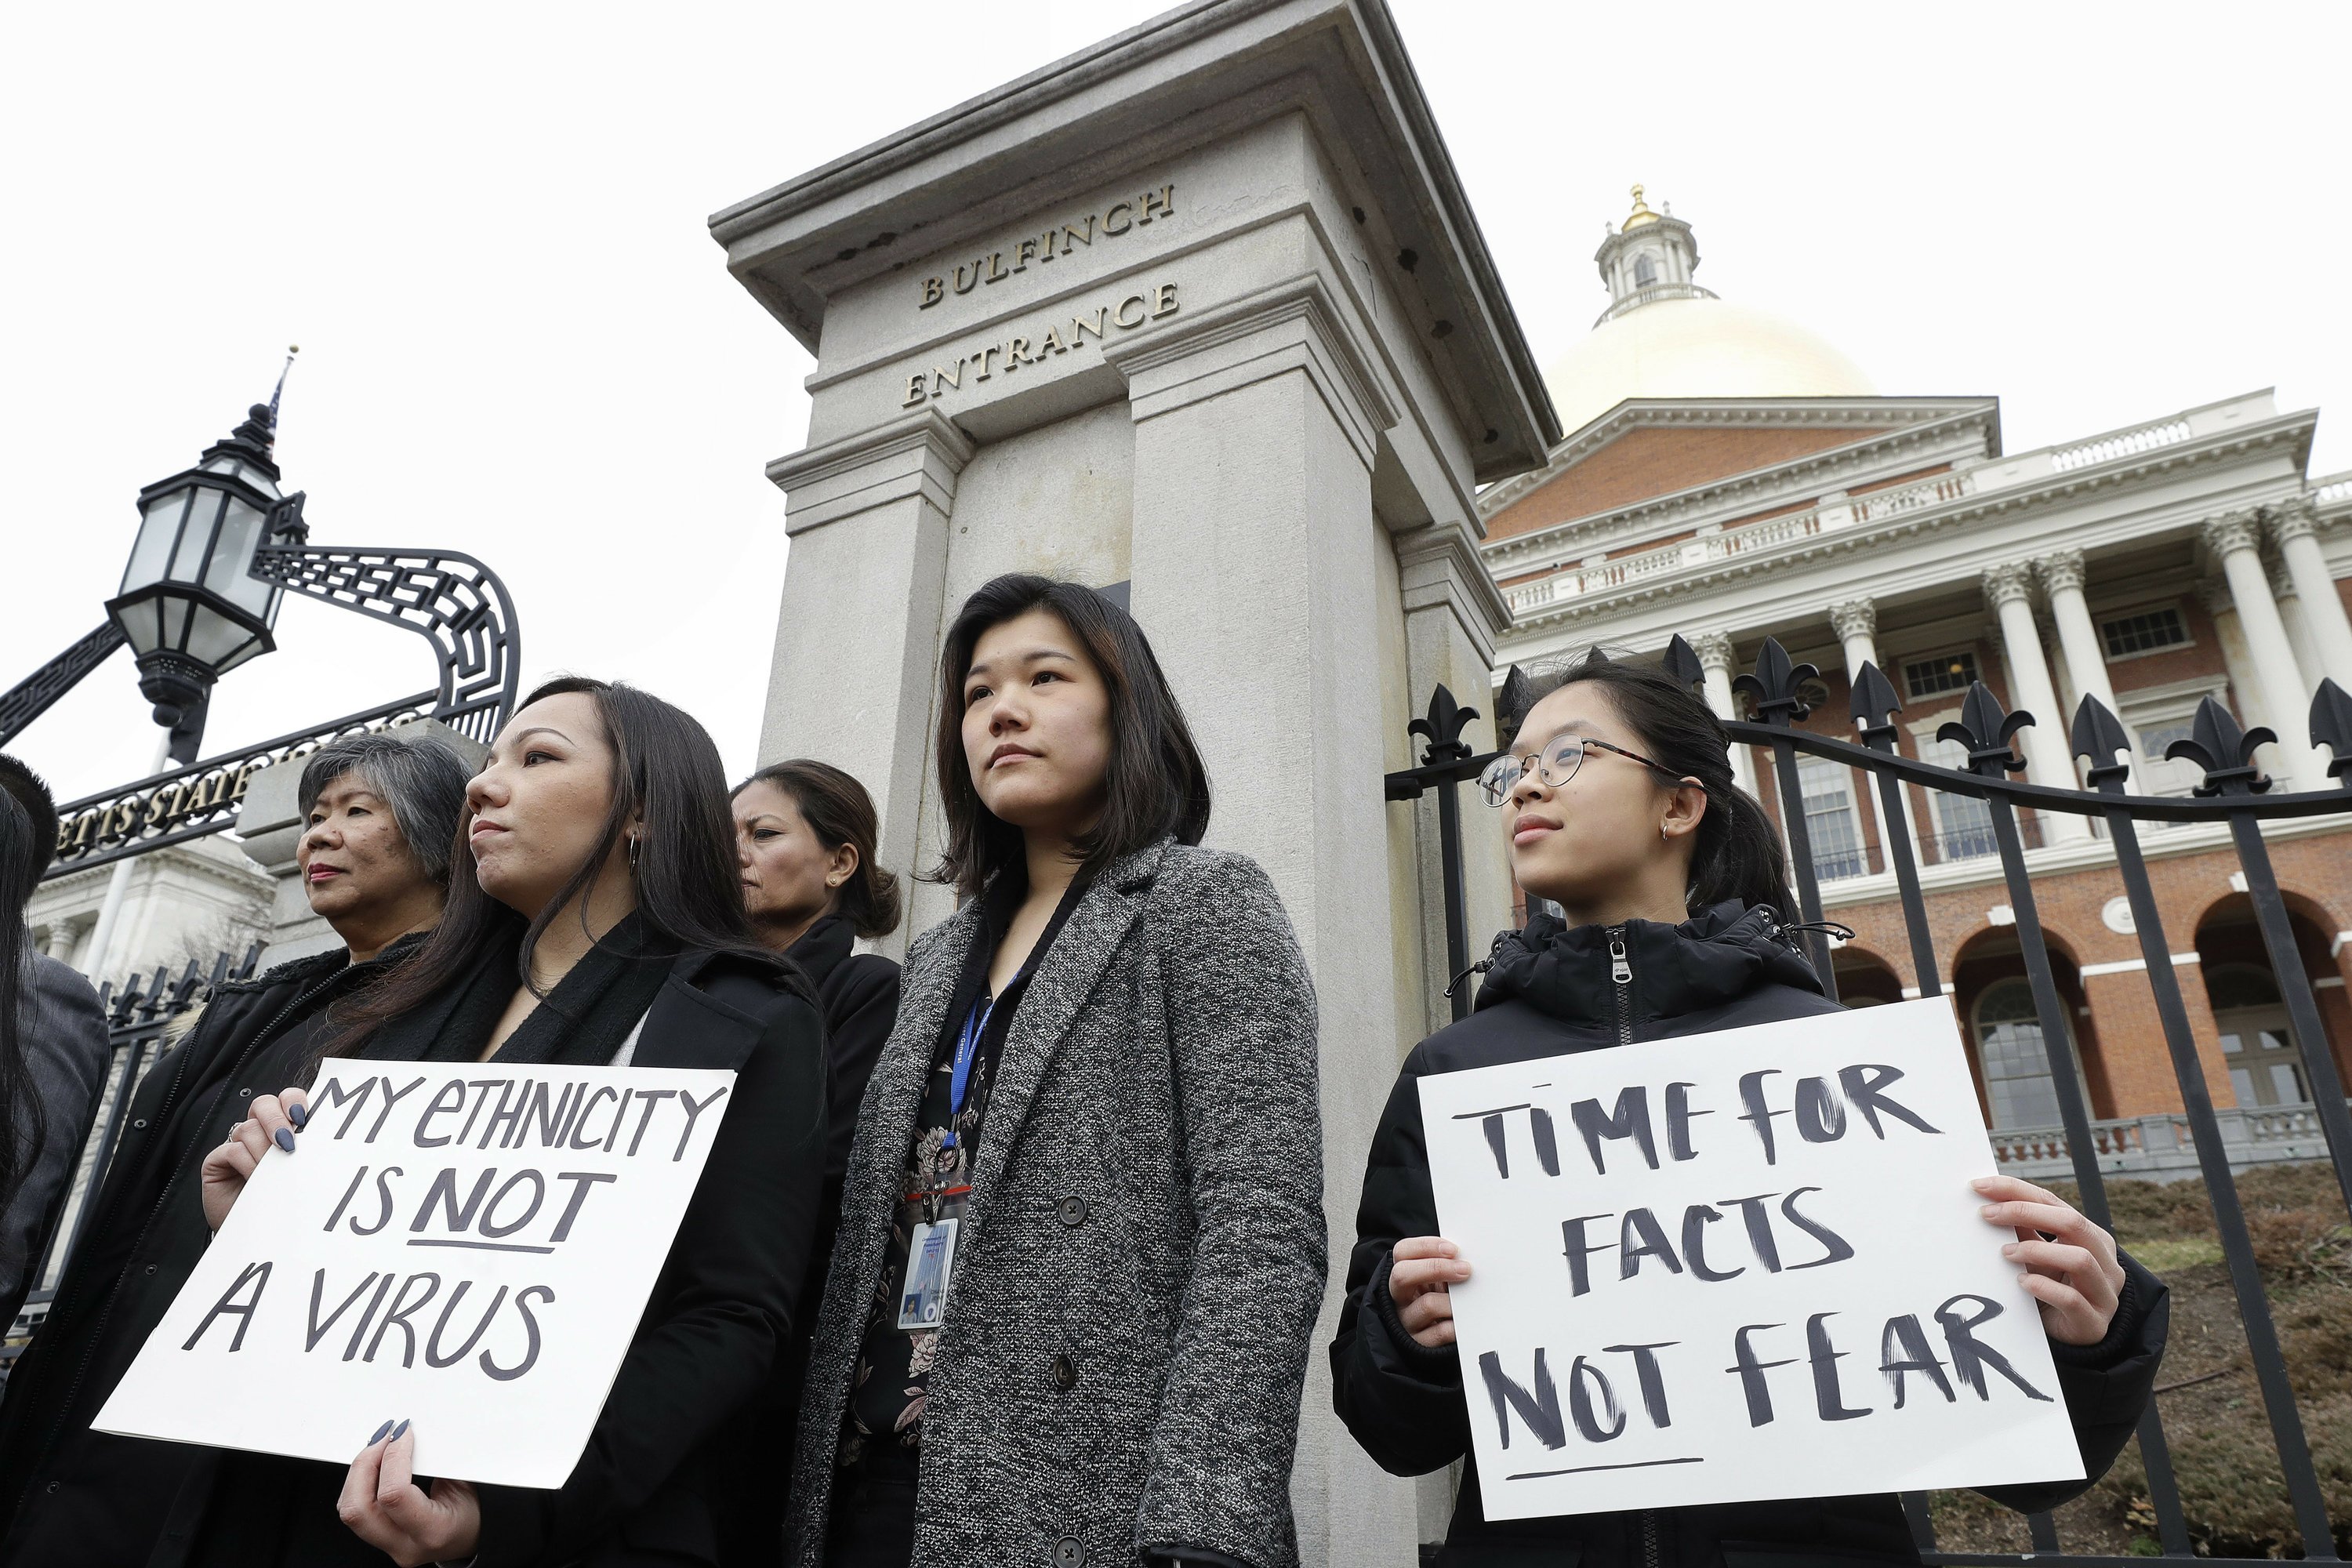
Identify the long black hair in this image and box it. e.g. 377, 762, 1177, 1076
0, 756, 58, 1210
1502, 647, 1795, 920
733, 759, 903, 939
330, 677, 787, 1052
931, 575, 1210, 898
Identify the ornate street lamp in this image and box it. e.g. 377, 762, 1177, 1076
0, 354, 520, 884
107, 386, 299, 761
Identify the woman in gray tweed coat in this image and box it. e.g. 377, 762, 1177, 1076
791, 574, 1326, 1568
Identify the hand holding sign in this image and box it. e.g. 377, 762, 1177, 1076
339, 1422, 480, 1568
1418, 997, 2087, 1521
201, 1087, 310, 1232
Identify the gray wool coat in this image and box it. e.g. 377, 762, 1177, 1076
787, 840, 1326, 1568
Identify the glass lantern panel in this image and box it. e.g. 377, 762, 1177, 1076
167, 486, 230, 583
240, 464, 281, 499
160, 594, 195, 654
184, 601, 256, 667
118, 593, 165, 655
202, 497, 275, 619
122, 490, 190, 593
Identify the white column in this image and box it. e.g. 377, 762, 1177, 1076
2271, 557, 2325, 706
42, 922, 79, 963
759, 410, 971, 958
1828, 598, 1907, 870
1114, 282, 1417, 1568
2271, 499, 2352, 689
2205, 510, 2323, 789
1983, 564, 2091, 840
2034, 549, 2136, 789
1689, 630, 1756, 794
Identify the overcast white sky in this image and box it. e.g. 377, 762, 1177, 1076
5, 1, 2347, 805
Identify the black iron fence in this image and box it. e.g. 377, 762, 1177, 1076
2, 945, 260, 1378
1388, 634, 2352, 1565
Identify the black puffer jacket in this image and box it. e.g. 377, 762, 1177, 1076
1330, 902, 2169, 1568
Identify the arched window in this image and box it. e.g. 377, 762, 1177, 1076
1633, 252, 1659, 289
1971, 979, 2077, 1129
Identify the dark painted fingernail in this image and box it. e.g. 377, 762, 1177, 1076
274, 1127, 297, 1153
391, 1419, 409, 1439
368, 1419, 394, 1444
288, 1103, 308, 1129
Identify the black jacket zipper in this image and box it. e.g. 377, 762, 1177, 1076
1607, 926, 1657, 1568
1606, 925, 1635, 1047
17, 968, 345, 1512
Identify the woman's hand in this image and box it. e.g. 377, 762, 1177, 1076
198, 1087, 308, 1232
338, 1421, 481, 1568
1388, 1236, 1472, 1349
1973, 1174, 2126, 1346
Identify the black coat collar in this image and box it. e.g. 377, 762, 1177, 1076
1475, 900, 1824, 1030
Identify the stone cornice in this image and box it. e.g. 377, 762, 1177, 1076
766, 408, 975, 536
1501, 416, 2313, 637
1107, 272, 1397, 467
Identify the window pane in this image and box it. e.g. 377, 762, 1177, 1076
2219, 1031, 2243, 1054
2100, 606, 2188, 658
2269, 1063, 2307, 1104
2230, 1067, 2255, 1104
1904, 652, 1980, 701
1798, 756, 1865, 879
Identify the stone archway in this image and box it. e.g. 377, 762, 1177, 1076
1950, 925, 2109, 1127
2193, 891, 2352, 1105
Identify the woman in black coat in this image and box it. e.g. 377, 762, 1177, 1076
1330, 650, 2170, 1568
194, 677, 829, 1568
732, 758, 903, 1181
0, 731, 473, 1568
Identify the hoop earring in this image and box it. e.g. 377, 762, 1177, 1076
1660, 824, 1669, 842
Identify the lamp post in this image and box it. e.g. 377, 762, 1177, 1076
80, 365, 301, 978
108, 359, 300, 765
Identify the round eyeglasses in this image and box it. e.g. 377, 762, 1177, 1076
1478, 731, 1698, 806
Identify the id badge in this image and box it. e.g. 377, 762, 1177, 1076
896, 1216, 960, 1330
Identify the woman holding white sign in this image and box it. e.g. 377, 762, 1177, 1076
1330, 649, 2169, 1568
789, 575, 1326, 1568
180, 678, 830, 1568
0, 731, 473, 1568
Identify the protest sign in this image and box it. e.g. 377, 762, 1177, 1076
1419, 996, 2082, 1521
96, 1058, 734, 1489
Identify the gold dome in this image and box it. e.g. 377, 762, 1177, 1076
1542, 296, 1876, 437
1621, 183, 1661, 230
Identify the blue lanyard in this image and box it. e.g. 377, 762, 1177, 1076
941, 993, 995, 1152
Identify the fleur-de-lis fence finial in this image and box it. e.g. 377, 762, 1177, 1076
2310, 677, 2352, 789
2069, 694, 2136, 795
2166, 695, 2273, 797
1848, 659, 1903, 747
1733, 636, 1818, 728
1934, 681, 2031, 779
1661, 634, 1706, 695
1408, 684, 1479, 767
1496, 664, 1538, 745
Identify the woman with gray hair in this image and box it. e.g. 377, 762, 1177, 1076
0, 728, 473, 1568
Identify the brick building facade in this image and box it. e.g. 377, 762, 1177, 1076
1482, 190, 2352, 1152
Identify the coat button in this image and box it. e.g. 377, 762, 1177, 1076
1051, 1535, 1086, 1568
1057, 1196, 1087, 1227
1050, 1353, 1077, 1391
145, 1265, 158, 1275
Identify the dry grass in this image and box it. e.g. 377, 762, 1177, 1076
1927, 1163, 2351, 1560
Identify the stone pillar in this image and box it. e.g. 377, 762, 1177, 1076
759, 412, 971, 956
2034, 549, 2136, 789
1689, 630, 1755, 794
1112, 286, 1421, 1560
1982, 564, 2091, 840
42, 921, 79, 963
1828, 598, 1907, 869
2270, 498, 2352, 689
2270, 557, 2325, 705
2203, 511, 2321, 789
708, 9, 1558, 1562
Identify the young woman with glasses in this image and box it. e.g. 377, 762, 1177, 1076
1329, 648, 2169, 1568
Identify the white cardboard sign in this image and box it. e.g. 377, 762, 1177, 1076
96, 1058, 734, 1489
1418, 997, 2083, 1520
